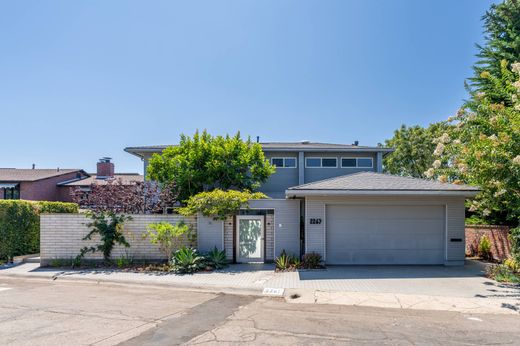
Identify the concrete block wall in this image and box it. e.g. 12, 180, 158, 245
224, 216, 234, 260
40, 214, 197, 265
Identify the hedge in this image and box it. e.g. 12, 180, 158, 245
37, 201, 79, 214
0, 200, 78, 262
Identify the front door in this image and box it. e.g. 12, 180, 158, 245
236, 215, 264, 263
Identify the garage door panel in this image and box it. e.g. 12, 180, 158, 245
330, 205, 445, 220
329, 249, 445, 266
326, 205, 445, 265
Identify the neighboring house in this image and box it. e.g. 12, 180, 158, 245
58, 157, 143, 197
125, 141, 479, 266
0, 167, 88, 201
0, 158, 143, 202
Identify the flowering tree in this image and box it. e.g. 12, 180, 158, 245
429, 61, 520, 223
425, 1, 520, 225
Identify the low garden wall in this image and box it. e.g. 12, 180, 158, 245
40, 214, 197, 266
465, 225, 511, 261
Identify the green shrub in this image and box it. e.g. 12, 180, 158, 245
76, 212, 132, 264
144, 221, 194, 261
178, 189, 268, 220
37, 201, 78, 214
504, 258, 519, 273
116, 253, 134, 268
301, 252, 323, 269
478, 235, 492, 261
0, 200, 79, 262
170, 247, 205, 274
486, 263, 520, 283
0, 201, 39, 262
509, 227, 520, 262
205, 247, 228, 269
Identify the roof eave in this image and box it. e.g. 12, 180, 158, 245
263, 147, 394, 153
285, 189, 480, 198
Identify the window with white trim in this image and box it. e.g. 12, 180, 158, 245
305, 157, 338, 168
341, 157, 374, 168
271, 157, 297, 168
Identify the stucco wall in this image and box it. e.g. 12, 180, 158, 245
305, 195, 466, 266
40, 214, 197, 265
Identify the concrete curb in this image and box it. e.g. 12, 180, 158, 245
283, 288, 520, 315
0, 271, 265, 297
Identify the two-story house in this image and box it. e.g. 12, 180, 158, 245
125, 141, 478, 266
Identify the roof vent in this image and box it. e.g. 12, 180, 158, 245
301, 140, 310, 144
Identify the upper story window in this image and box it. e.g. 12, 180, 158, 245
305, 157, 338, 168
271, 157, 297, 168
341, 157, 374, 168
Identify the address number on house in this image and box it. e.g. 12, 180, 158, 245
309, 218, 322, 225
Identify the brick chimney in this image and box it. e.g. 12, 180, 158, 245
97, 157, 114, 178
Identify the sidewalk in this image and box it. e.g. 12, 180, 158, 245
1, 262, 519, 315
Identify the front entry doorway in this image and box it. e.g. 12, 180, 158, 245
236, 215, 264, 263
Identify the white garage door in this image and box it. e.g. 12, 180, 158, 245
326, 205, 445, 265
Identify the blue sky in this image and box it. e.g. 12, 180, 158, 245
0, 0, 497, 173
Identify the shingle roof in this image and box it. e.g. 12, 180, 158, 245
59, 174, 144, 186
0, 168, 83, 182
287, 172, 479, 194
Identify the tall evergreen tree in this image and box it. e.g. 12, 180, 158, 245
466, 0, 520, 107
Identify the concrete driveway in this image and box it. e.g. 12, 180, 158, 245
268, 260, 518, 299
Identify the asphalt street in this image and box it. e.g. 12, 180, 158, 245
1, 277, 519, 345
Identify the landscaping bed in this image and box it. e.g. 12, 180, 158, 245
274, 251, 325, 272
47, 246, 229, 274
486, 258, 520, 284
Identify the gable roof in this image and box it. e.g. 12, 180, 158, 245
59, 174, 144, 186
125, 142, 393, 158
0, 168, 85, 182
286, 172, 479, 197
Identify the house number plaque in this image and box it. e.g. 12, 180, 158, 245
309, 218, 322, 225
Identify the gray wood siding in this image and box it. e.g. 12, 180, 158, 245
304, 152, 378, 184
260, 152, 299, 197
249, 199, 301, 257
304, 196, 467, 265
197, 214, 224, 253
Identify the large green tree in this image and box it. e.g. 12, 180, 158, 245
147, 131, 275, 202
429, 0, 520, 224
467, 0, 520, 107
384, 123, 450, 178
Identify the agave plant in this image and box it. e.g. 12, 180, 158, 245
205, 247, 228, 270
170, 247, 205, 274
275, 254, 290, 271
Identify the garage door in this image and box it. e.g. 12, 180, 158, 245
326, 205, 445, 265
